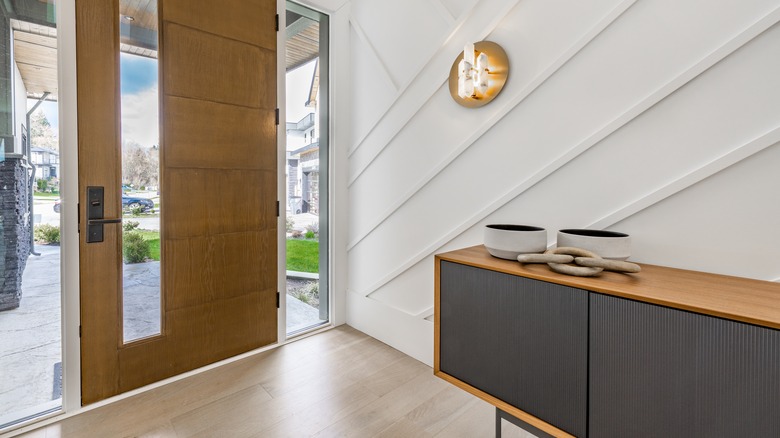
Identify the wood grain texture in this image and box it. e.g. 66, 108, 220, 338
163, 230, 276, 311
163, 22, 275, 109
163, 0, 276, 50
76, 0, 124, 405
117, 335, 175, 393
164, 168, 276, 238
437, 245, 780, 329
164, 96, 276, 170
168, 292, 277, 373
19, 327, 532, 438
75, 0, 278, 405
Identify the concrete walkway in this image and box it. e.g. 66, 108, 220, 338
0, 244, 322, 426
0, 245, 61, 425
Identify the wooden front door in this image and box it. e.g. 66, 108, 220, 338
76, 0, 278, 404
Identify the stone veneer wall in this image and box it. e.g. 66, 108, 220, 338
0, 156, 31, 310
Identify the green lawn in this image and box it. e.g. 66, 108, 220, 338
136, 230, 161, 261
121, 232, 316, 269
287, 239, 319, 273
33, 192, 59, 198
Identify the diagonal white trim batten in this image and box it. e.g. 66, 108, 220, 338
349, 15, 400, 91
416, 307, 435, 319
347, 0, 638, 250
347, 0, 522, 159
428, 0, 456, 25
586, 127, 780, 232
351, 4, 780, 298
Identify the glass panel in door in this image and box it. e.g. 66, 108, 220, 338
119, 0, 161, 344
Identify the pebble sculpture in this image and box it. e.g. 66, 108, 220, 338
516, 246, 641, 277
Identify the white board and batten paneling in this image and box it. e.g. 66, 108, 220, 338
321, 0, 780, 365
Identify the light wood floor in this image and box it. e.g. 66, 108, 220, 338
16, 325, 533, 437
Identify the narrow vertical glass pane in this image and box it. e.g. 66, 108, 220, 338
119, 0, 160, 343
0, 0, 62, 427
285, 2, 329, 335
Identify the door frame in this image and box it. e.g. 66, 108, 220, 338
57, 0, 83, 416
9, 0, 348, 431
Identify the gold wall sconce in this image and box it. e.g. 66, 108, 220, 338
449, 41, 508, 108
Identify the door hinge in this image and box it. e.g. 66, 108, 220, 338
276, 292, 280, 308
276, 201, 280, 217
275, 14, 279, 31
79, 325, 82, 338
275, 108, 280, 125
77, 202, 80, 233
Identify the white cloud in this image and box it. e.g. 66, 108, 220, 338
121, 85, 159, 148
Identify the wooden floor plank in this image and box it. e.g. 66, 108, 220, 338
16, 326, 515, 438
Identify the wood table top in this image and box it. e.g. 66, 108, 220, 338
436, 245, 780, 330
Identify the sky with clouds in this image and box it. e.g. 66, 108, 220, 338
119, 53, 159, 148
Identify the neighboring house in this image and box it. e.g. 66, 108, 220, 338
30, 146, 59, 181
286, 112, 319, 214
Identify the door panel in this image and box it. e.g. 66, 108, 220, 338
164, 169, 275, 238
163, 97, 276, 170
164, 230, 276, 310
163, 23, 275, 108
78, 0, 277, 404
164, 0, 277, 51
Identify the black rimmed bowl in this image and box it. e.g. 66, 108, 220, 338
484, 224, 547, 260
557, 229, 631, 260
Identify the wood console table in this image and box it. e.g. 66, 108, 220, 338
434, 245, 780, 437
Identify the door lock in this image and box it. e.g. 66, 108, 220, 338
86, 186, 122, 243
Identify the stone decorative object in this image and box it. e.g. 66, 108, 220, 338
484, 224, 547, 260
574, 257, 641, 273
557, 229, 631, 260
516, 246, 642, 277
545, 247, 604, 277
516, 253, 574, 264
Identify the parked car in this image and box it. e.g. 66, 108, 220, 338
122, 195, 154, 212
54, 196, 154, 213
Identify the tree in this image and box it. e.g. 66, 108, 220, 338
30, 111, 58, 151
122, 141, 159, 189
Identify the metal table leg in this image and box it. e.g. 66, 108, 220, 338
495, 407, 556, 438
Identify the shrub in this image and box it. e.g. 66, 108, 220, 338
289, 281, 319, 307
129, 206, 143, 216
123, 232, 151, 263
305, 221, 319, 235
123, 221, 140, 232
34, 224, 60, 244
305, 230, 316, 239
36, 179, 48, 192
286, 216, 294, 233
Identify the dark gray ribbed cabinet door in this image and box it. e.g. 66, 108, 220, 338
590, 293, 780, 438
439, 261, 588, 437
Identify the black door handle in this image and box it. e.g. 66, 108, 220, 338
86, 186, 122, 243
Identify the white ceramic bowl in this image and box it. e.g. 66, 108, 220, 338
557, 229, 631, 260
484, 225, 547, 260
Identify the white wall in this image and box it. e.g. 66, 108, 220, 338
343, 0, 780, 366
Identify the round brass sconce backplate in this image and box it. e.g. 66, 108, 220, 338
449, 41, 509, 108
